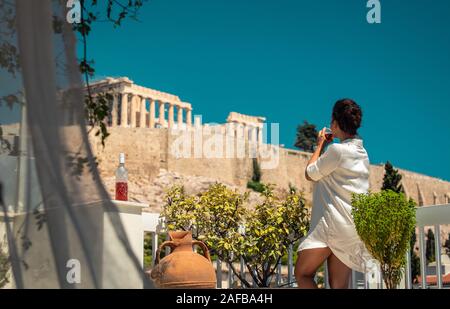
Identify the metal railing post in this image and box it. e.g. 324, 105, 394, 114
151, 232, 158, 267
324, 261, 330, 289
276, 262, 282, 287
216, 259, 222, 288
287, 244, 293, 287
405, 249, 412, 289
418, 226, 427, 289
227, 262, 233, 288
434, 225, 443, 289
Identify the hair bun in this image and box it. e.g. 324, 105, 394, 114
332, 99, 362, 135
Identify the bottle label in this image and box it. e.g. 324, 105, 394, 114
115, 182, 128, 201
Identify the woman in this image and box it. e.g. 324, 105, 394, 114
294, 98, 372, 289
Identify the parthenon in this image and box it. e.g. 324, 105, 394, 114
89, 77, 193, 130
89, 77, 266, 143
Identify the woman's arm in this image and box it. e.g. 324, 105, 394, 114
305, 127, 330, 181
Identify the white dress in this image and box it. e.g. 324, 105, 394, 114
297, 138, 373, 273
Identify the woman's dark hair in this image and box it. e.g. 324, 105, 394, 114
332, 98, 362, 135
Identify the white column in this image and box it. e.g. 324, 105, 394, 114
186, 108, 192, 128
159, 101, 165, 127
243, 124, 249, 140
111, 94, 118, 127
227, 122, 235, 136
257, 126, 263, 144
194, 115, 202, 129
149, 99, 155, 128
251, 126, 257, 142
168, 103, 174, 128
130, 94, 138, 127
120, 93, 128, 127
177, 106, 183, 128
139, 96, 146, 128
236, 122, 244, 139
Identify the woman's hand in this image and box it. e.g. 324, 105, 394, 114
305, 127, 331, 181
317, 127, 329, 146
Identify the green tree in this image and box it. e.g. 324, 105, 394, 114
161, 183, 310, 287
251, 158, 261, 182
247, 158, 264, 193
409, 231, 420, 282
426, 228, 435, 263
444, 233, 450, 257
352, 190, 416, 289
294, 121, 317, 153
381, 161, 404, 193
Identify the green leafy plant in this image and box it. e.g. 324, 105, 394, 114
351, 190, 416, 289
247, 181, 265, 193
161, 183, 310, 287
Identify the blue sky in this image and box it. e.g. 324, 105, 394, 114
82, 0, 450, 181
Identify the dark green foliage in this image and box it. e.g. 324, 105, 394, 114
247, 181, 265, 193
352, 190, 416, 289
444, 233, 450, 258
381, 161, 404, 193
409, 231, 420, 282
251, 158, 261, 182
143, 232, 169, 270
247, 158, 265, 193
294, 121, 317, 153
426, 228, 435, 263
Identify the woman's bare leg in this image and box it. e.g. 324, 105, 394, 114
295, 247, 331, 289
327, 253, 351, 289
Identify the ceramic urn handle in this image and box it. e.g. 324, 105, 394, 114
154, 241, 177, 265
192, 240, 211, 262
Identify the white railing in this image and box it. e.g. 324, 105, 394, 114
411, 203, 450, 289
143, 203, 450, 289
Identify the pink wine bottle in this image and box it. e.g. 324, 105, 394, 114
115, 153, 128, 201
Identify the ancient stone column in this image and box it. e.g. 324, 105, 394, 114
159, 101, 165, 127
177, 106, 183, 128
149, 99, 155, 128
226, 122, 234, 136
257, 126, 263, 144
120, 93, 128, 127
111, 94, 118, 127
186, 108, 192, 128
194, 115, 202, 129
251, 126, 257, 142
236, 122, 244, 139
243, 124, 249, 140
140, 96, 146, 128
168, 103, 174, 128
130, 94, 138, 127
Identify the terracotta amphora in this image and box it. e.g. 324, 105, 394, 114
150, 231, 216, 288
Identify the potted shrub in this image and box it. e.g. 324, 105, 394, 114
351, 189, 416, 289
